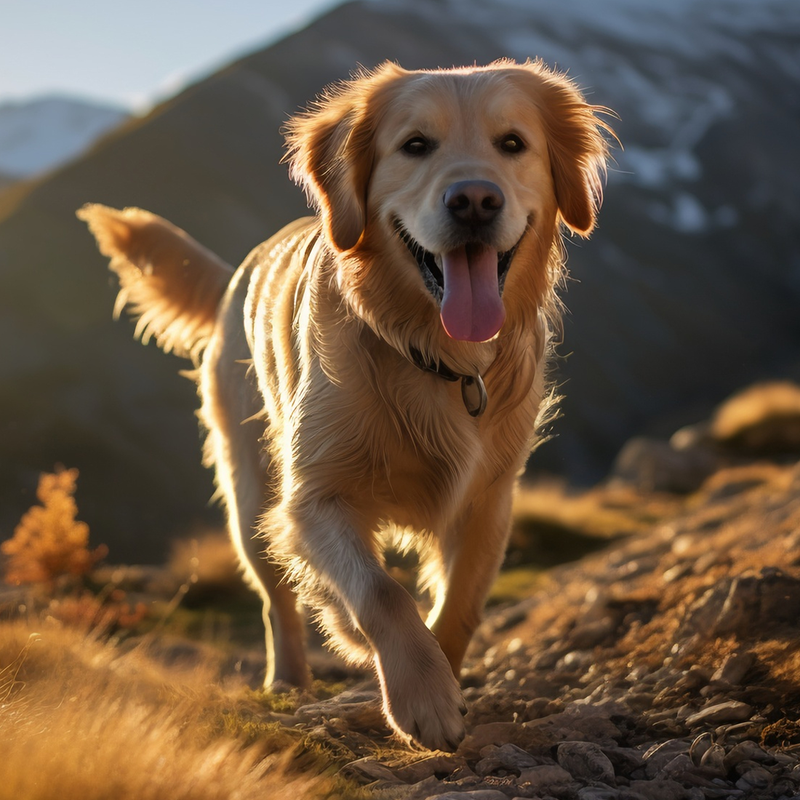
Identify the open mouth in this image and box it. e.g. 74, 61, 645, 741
396, 220, 528, 342
396, 224, 520, 303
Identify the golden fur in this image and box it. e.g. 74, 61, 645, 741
79, 60, 612, 750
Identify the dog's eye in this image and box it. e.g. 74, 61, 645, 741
498, 134, 526, 154
402, 137, 432, 156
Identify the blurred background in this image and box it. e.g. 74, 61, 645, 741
1, 0, 799, 563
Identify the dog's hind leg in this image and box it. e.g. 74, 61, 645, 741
200, 275, 310, 689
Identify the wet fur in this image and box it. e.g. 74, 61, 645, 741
79, 59, 611, 751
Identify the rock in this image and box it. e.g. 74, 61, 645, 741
474, 743, 540, 776
427, 792, 510, 800
657, 753, 695, 781
393, 754, 468, 783
684, 701, 753, 728
698, 744, 726, 776
569, 618, 617, 649
457, 723, 551, 760
294, 690, 387, 731
710, 651, 755, 687
603, 746, 646, 775
643, 739, 691, 778
341, 757, 402, 784
735, 764, 773, 791
576, 788, 622, 800
518, 763, 573, 790
688, 732, 713, 766
723, 740, 774, 768
684, 569, 800, 637
611, 436, 718, 494
558, 741, 616, 784
524, 704, 622, 746
628, 779, 686, 800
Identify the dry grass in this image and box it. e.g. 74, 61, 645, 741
0, 618, 360, 800
712, 381, 800, 438
513, 478, 682, 540
0, 470, 365, 800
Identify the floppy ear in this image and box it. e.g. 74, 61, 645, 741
284, 63, 407, 252
517, 60, 614, 237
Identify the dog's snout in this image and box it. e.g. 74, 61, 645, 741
443, 180, 505, 225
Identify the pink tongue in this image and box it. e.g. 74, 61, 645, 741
440, 244, 505, 342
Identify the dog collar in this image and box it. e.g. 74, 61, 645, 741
409, 347, 487, 417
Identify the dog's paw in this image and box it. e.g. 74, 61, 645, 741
377, 652, 467, 751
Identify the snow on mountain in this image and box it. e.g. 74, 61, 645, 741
0, 96, 128, 178
391, 0, 800, 236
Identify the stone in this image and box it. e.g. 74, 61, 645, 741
576, 787, 626, 800
427, 792, 510, 800
688, 732, 713, 766
684, 701, 753, 728
524, 704, 622, 746
628, 779, 686, 800
602, 746, 646, 775
657, 753, 694, 781
474, 743, 540, 776
558, 741, 616, 784
611, 436, 718, 493
723, 740, 774, 768
698, 743, 726, 776
735, 765, 772, 791
569, 618, 617, 649
643, 739, 691, 778
340, 757, 401, 784
393, 754, 468, 783
685, 569, 800, 638
517, 764, 573, 790
710, 651, 755, 687
457, 723, 551, 760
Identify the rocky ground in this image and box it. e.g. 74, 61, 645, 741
287, 461, 800, 800
2, 382, 800, 799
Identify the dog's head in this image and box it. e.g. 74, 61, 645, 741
286, 61, 612, 353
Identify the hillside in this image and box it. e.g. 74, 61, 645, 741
1, 0, 798, 559
2, 385, 800, 798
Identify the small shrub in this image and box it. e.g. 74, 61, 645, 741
1, 468, 147, 637
2, 468, 106, 587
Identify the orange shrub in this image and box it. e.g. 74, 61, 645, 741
1, 468, 107, 587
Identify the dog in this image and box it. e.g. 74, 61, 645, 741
79, 59, 612, 751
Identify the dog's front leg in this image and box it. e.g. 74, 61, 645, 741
428, 468, 518, 676
270, 497, 466, 751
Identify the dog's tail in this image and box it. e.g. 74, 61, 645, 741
77, 204, 234, 361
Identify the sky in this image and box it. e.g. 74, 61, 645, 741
1, 0, 341, 110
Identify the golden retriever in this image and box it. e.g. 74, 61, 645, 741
78, 60, 612, 751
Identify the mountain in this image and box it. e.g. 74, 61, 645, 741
1, 0, 798, 561
0, 96, 128, 179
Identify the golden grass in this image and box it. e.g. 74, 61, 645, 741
513, 478, 682, 541
0, 619, 360, 800
712, 381, 800, 442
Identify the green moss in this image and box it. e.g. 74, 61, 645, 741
489, 566, 545, 605
248, 680, 350, 714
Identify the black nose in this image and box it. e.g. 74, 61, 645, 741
443, 180, 505, 225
